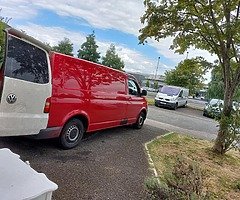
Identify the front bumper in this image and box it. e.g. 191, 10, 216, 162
203, 109, 221, 118
155, 99, 175, 108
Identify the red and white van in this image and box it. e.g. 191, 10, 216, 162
0, 27, 148, 149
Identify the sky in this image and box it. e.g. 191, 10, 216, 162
1, 0, 217, 80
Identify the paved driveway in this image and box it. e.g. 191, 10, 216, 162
0, 125, 167, 200
0, 106, 218, 199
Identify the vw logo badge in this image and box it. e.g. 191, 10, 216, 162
6, 93, 17, 104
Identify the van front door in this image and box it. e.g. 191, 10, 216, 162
178, 90, 185, 106
0, 34, 51, 136
126, 79, 144, 124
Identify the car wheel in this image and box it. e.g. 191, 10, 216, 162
182, 101, 187, 108
173, 103, 178, 110
59, 119, 84, 149
133, 111, 146, 129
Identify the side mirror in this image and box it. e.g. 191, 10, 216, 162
141, 89, 147, 96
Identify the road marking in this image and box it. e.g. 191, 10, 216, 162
144, 132, 174, 183
145, 118, 217, 141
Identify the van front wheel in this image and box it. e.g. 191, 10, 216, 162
133, 111, 146, 129
59, 119, 84, 149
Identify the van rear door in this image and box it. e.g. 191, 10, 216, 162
0, 34, 51, 136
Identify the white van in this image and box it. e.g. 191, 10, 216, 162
155, 85, 189, 109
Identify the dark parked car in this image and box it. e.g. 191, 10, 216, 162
203, 99, 224, 118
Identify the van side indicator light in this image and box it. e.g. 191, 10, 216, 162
6, 94, 17, 104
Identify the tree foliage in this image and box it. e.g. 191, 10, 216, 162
207, 66, 224, 100
0, 22, 6, 65
146, 80, 150, 87
207, 65, 240, 100
102, 44, 124, 70
0, 9, 10, 66
77, 32, 100, 63
52, 37, 73, 56
165, 57, 210, 95
139, 0, 240, 154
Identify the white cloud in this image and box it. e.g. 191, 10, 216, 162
0, 0, 38, 20
3, 0, 218, 72
38, 0, 217, 64
16, 23, 168, 75
148, 38, 218, 64
32, 0, 145, 36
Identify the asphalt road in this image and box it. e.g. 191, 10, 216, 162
0, 106, 218, 200
187, 98, 207, 110
146, 106, 218, 140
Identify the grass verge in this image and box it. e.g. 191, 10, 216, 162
146, 133, 240, 199
147, 98, 155, 106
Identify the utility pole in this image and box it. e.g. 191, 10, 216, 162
186, 51, 189, 59
154, 56, 160, 80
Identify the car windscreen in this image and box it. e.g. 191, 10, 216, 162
160, 86, 180, 96
209, 99, 223, 106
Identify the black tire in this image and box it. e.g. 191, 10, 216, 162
59, 119, 84, 149
173, 103, 178, 110
183, 101, 187, 108
133, 111, 146, 129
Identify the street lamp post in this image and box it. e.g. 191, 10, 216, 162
154, 56, 160, 80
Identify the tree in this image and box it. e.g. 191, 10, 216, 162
164, 57, 209, 95
146, 80, 150, 87
139, 0, 240, 154
0, 22, 6, 65
78, 32, 100, 63
207, 66, 224, 100
207, 65, 240, 100
0, 9, 10, 66
154, 81, 158, 89
52, 38, 73, 56
102, 44, 124, 70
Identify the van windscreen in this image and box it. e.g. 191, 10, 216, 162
160, 86, 180, 96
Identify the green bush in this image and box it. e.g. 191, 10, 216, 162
145, 156, 210, 200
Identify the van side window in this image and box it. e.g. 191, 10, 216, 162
179, 90, 183, 97
5, 35, 49, 84
128, 79, 139, 96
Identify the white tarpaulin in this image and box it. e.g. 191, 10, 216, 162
0, 148, 58, 200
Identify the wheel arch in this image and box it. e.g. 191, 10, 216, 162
140, 108, 147, 119
62, 112, 89, 133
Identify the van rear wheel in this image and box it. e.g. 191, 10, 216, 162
133, 111, 146, 129
59, 119, 84, 149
